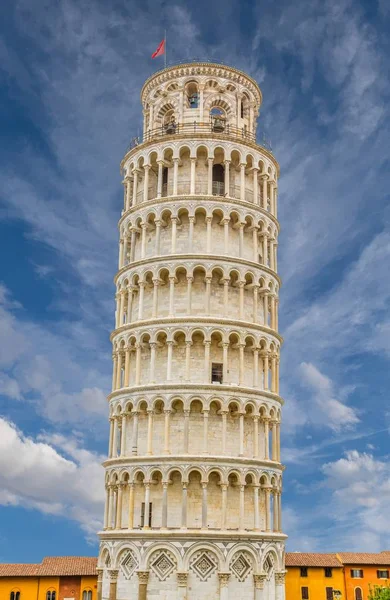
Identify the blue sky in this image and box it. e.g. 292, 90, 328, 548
0, 0, 389, 562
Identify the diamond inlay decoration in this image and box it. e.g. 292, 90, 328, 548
231, 552, 252, 582
190, 552, 218, 582
150, 551, 176, 581
121, 550, 138, 579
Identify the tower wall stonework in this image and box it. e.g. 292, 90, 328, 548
98, 62, 286, 600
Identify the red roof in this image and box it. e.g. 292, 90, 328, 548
0, 557, 98, 577
286, 553, 342, 567
338, 552, 390, 566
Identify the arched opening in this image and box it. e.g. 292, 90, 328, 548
210, 106, 226, 132
212, 164, 225, 196
186, 81, 199, 108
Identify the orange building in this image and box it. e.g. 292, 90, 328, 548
0, 556, 97, 600
337, 552, 390, 600
285, 552, 345, 600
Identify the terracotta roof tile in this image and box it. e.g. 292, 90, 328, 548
286, 553, 342, 567
38, 557, 98, 576
0, 564, 40, 576
338, 552, 390, 565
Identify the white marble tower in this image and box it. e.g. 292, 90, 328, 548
97, 61, 286, 600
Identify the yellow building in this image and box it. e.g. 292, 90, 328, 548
0, 556, 97, 600
285, 553, 345, 600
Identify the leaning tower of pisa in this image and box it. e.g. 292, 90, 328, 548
97, 62, 286, 600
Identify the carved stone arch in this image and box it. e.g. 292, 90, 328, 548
184, 542, 224, 573
205, 465, 225, 484
204, 94, 234, 115
115, 543, 140, 579
155, 97, 179, 121
98, 544, 112, 568
144, 543, 181, 578
228, 547, 257, 582
261, 543, 283, 572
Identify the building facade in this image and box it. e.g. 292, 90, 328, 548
285, 553, 345, 600
97, 61, 285, 600
338, 553, 390, 600
0, 557, 97, 600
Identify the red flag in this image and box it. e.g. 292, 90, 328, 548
152, 39, 165, 59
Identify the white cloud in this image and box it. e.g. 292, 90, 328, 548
0, 417, 104, 539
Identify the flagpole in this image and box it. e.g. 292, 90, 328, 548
164, 29, 167, 68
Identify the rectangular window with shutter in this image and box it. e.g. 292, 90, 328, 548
325, 567, 333, 578
301, 587, 309, 599
141, 502, 152, 527
326, 587, 333, 600
378, 570, 389, 579
211, 363, 223, 383
351, 569, 364, 578
300, 567, 308, 577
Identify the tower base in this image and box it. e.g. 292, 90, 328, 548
98, 534, 286, 600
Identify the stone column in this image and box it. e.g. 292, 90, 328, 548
188, 216, 195, 252
149, 342, 156, 383
205, 276, 212, 314
261, 174, 268, 210
262, 232, 269, 266
137, 571, 149, 600
224, 160, 230, 196
206, 216, 212, 253
119, 291, 125, 325
240, 163, 246, 201
221, 483, 228, 529
173, 158, 179, 195
201, 482, 208, 529
253, 226, 259, 262
171, 217, 178, 254
177, 572, 188, 600
254, 574, 267, 600
157, 160, 164, 198
138, 282, 145, 320
185, 341, 192, 381
131, 411, 139, 455
161, 482, 168, 528
155, 220, 161, 255
203, 409, 209, 454
164, 409, 171, 454
143, 483, 150, 529
120, 413, 127, 456
183, 410, 190, 453
135, 343, 141, 385
218, 573, 230, 600
239, 485, 245, 529
254, 485, 260, 530
127, 286, 133, 323
132, 169, 138, 206
146, 410, 153, 455
253, 415, 259, 457
124, 346, 131, 387
204, 340, 211, 383
223, 279, 229, 316
181, 482, 188, 528
271, 420, 277, 460
263, 352, 269, 390
207, 157, 213, 195
221, 410, 228, 454
186, 276, 193, 314
273, 489, 278, 532
276, 422, 281, 461
265, 488, 271, 531
253, 167, 259, 205
275, 572, 286, 600
140, 223, 147, 259
108, 417, 114, 458
115, 483, 123, 529
128, 483, 134, 529
103, 486, 110, 529
223, 219, 229, 254
239, 412, 244, 456
97, 568, 103, 600
239, 343, 245, 385
238, 222, 244, 258
166, 341, 173, 381
107, 485, 114, 529
130, 228, 136, 262
108, 569, 119, 600
190, 157, 196, 194
264, 418, 270, 460
263, 290, 269, 326
152, 279, 159, 317
222, 342, 229, 384
238, 280, 245, 319
169, 276, 176, 316
118, 239, 124, 270
113, 417, 119, 457
253, 348, 259, 388
143, 165, 150, 203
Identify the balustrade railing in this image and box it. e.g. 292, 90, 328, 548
126, 121, 272, 153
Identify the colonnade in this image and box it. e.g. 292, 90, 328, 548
115, 278, 278, 328
118, 215, 278, 270
108, 409, 281, 461
122, 158, 277, 215
103, 476, 282, 534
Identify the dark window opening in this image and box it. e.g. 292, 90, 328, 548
212, 363, 223, 384
162, 167, 168, 196
301, 587, 309, 599
240, 101, 244, 118
300, 567, 308, 577
378, 570, 389, 579
141, 502, 152, 527
355, 588, 363, 600
351, 570, 364, 578
326, 588, 333, 600
46, 592, 56, 600
325, 567, 333, 578
188, 93, 199, 108
212, 164, 225, 196
10, 594, 21, 600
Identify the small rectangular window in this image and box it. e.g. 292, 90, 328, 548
301, 587, 309, 599
300, 567, 308, 577
351, 570, 364, 578
378, 570, 389, 579
325, 567, 333, 578
211, 363, 223, 384
326, 588, 333, 600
